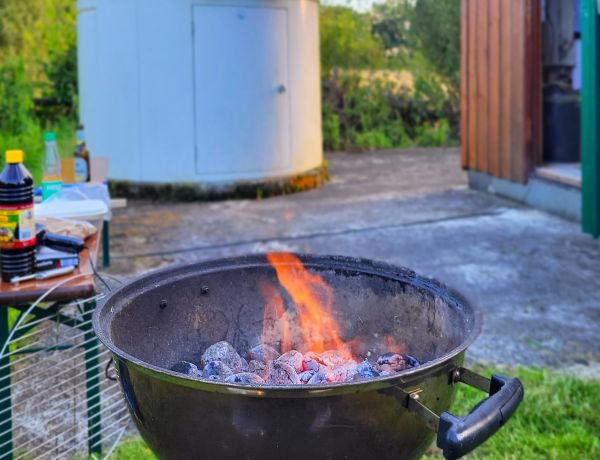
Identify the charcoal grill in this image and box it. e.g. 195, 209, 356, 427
93, 254, 523, 459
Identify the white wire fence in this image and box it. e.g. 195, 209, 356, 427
0, 296, 130, 460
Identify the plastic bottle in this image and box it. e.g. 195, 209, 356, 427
0, 150, 36, 282
73, 124, 90, 183
42, 131, 62, 200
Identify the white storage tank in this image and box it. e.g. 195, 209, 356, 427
77, 0, 323, 188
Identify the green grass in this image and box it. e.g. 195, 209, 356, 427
106, 366, 600, 460
0, 117, 77, 184
108, 437, 158, 460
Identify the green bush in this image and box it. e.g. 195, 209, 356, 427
322, 71, 456, 151
0, 59, 34, 135
322, 101, 342, 151
414, 118, 450, 147
39, 43, 78, 121
318, 1, 460, 152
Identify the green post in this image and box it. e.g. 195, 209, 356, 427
102, 221, 110, 268
0, 308, 13, 460
82, 300, 102, 455
582, 0, 600, 237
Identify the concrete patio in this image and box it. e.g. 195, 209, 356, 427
107, 148, 600, 374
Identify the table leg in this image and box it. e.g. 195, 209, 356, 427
102, 221, 110, 268
0, 308, 13, 460
82, 300, 102, 456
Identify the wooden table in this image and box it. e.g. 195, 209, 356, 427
0, 232, 99, 307
0, 231, 103, 459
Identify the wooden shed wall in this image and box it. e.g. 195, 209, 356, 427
461, 0, 542, 183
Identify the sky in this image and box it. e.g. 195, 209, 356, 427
321, 0, 387, 12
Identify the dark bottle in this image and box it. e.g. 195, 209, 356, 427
73, 124, 90, 183
0, 150, 36, 282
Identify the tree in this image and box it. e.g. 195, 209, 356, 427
411, 0, 460, 88
320, 5, 386, 73
372, 0, 416, 52
0, 0, 76, 85
0, 0, 78, 120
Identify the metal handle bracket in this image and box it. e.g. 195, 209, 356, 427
396, 367, 523, 459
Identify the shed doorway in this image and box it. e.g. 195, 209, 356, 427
536, 0, 582, 188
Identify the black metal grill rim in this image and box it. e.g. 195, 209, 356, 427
93, 253, 482, 396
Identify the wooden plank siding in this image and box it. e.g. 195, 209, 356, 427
461, 0, 542, 183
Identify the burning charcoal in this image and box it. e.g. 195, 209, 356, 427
247, 359, 271, 381
170, 361, 200, 378
307, 370, 329, 385
201, 341, 246, 373
406, 355, 421, 367
225, 373, 265, 385
268, 362, 300, 385
274, 350, 303, 373
302, 352, 323, 372
299, 370, 316, 384
376, 363, 393, 374
248, 344, 280, 363
329, 362, 358, 383
377, 353, 411, 372
319, 350, 347, 368
353, 360, 380, 380
203, 360, 234, 380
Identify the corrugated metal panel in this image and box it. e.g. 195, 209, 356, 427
461, 0, 542, 183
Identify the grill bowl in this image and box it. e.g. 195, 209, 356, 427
94, 254, 483, 459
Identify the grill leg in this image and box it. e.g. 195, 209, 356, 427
82, 300, 102, 456
0, 308, 13, 460
102, 221, 110, 268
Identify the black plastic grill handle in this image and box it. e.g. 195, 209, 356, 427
437, 374, 524, 459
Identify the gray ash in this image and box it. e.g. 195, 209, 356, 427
248, 344, 280, 362
225, 373, 266, 385
247, 359, 270, 380
268, 361, 300, 385
169, 341, 421, 386
170, 361, 200, 378
274, 350, 303, 373
201, 341, 247, 373
203, 360, 234, 379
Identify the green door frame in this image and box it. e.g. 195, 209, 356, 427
582, 0, 600, 237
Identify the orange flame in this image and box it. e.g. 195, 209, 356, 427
265, 253, 353, 360
384, 335, 406, 355
259, 280, 292, 353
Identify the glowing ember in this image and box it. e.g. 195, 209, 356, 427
384, 335, 406, 355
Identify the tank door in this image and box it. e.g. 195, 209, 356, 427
192, 5, 292, 177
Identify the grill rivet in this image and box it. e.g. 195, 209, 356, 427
452, 369, 461, 383
160, 300, 168, 310
201, 286, 209, 295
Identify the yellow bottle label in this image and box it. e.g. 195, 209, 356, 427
0, 205, 36, 249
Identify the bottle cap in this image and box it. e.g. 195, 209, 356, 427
44, 132, 57, 142
5, 150, 24, 164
